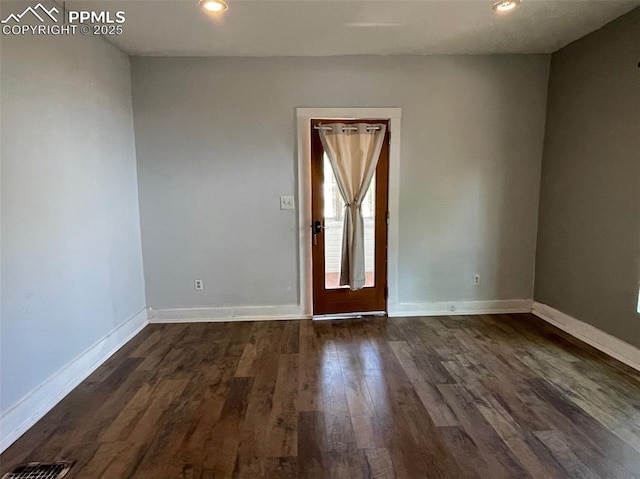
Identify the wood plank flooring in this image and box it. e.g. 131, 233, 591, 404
1, 313, 639, 478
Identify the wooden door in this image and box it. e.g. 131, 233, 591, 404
310, 119, 389, 316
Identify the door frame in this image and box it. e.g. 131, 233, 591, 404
296, 108, 402, 317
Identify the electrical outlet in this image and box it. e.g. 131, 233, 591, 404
194, 279, 204, 291
473, 274, 480, 286
449, 305, 456, 312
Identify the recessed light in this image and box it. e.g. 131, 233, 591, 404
200, 0, 228, 13
492, 0, 521, 13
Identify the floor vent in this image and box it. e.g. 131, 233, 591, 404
2, 461, 74, 479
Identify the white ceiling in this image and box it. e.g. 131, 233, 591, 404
71, 0, 639, 56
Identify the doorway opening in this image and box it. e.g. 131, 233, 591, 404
310, 119, 390, 316
296, 108, 401, 319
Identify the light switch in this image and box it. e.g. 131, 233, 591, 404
280, 195, 295, 210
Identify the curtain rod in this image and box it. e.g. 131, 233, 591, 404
314, 125, 382, 132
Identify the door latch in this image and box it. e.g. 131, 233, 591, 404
311, 220, 325, 245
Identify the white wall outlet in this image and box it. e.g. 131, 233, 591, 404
449, 305, 456, 312
473, 274, 480, 286
194, 279, 204, 291
280, 195, 295, 210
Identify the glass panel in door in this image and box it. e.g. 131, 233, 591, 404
323, 153, 375, 289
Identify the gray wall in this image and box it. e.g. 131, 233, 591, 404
535, 9, 640, 348
131, 55, 550, 310
0, 26, 146, 411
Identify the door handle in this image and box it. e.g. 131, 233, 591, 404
311, 220, 326, 245
312, 220, 326, 234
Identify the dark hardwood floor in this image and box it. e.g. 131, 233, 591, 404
2, 313, 640, 478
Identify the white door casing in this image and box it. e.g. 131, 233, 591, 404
296, 108, 402, 316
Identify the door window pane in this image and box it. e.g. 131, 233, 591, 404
323, 153, 375, 289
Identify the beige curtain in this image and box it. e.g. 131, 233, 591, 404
319, 123, 387, 290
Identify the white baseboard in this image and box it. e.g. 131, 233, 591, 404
388, 299, 532, 318
0, 308, 149, 453
148, 304, 311, 323
532, 302, 640, 372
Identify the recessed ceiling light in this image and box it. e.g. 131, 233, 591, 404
200, 0, 228, 13
492, 0, 521, 13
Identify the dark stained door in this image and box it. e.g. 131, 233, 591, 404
310, 118, 389, 316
